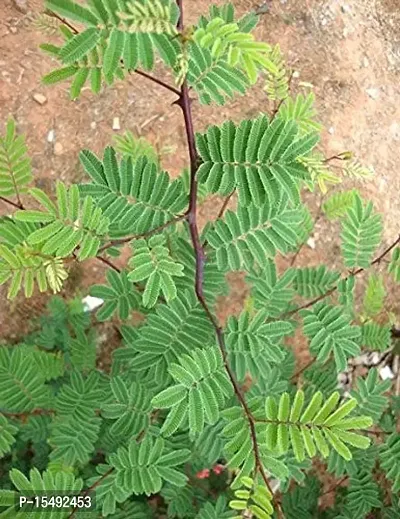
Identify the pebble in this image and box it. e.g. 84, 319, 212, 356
47, 129, 55, 143
82, 295, 104, 313
366, 87, 380, 100
390, 122, 400, 141
90, 121, 97, 130
363, 56, 369, 67
112, 117, 121, 130
321, 17, 327, 26
13, 0, 28, 13
341, 4, 351, 13
328, 126, 335, 134
306, 237, 316, 249
379, 366, 394, 380
33, 93, 47, 105
54, 142, 63, 156
292, 70, 300, 78
9, 27, 17, 34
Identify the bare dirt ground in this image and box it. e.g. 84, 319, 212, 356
1, 0, 400, 356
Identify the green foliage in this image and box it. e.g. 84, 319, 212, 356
350, 368, 391, 422
0, 117, 33, 199
0, 414, 18, 459
113, 131, 159, 164
264, 390, 372, 462
293, 265, 340, 298
109, 435, 190, 495
0, 3, 398, 519
229, 476, 274, 518
79, 148, 186, 238
196, 115, 319, 206
15, 181, 109, 261
301, 301, 361, 372
362, 273, 385, 318
128, 234, 184, 307
152, 347, 232, 437
388, 246, 400, 282
90, 270, 141, 320
205, 195, 305, 271
341, 193, 383, 268
323, 189, 357, 220
278, 93, 322, 135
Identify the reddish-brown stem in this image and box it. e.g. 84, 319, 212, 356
320, 475, 348, 497
176, 1, 282, 516
290, 358, 316, 382
67, 467, 114, 519
0, 195, 24, 210
96, 255, 121, 273
217, 192, 234, 220
284, 234, 400, 317
1, 408, 55, 419
98, 215, 185, 254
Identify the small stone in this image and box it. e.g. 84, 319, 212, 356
390, 122, 400, 141
321, 17, 327, 26
306, 237, 316, 249
82, 295, 104, 313
341, 4, 351, 13
54, 142, 63, 156
112, 117, 121, 131
13, 0, 28, 13
9, 26, 17, 34
47, 129, 55, 143
292, 70, 300, 78
33, 93, 47, 105
90, 121, 97, 130
328, 126, 335, 134
363, 56, 369, 67
379, 366, 394, 380
366, 87, 380, 100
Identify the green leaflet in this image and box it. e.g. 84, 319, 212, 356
323, 189, 358, 220
115, 289, 214, 386
193, 17, 276, 85
229, 477, 273, 518
264, 390, 372, 462
152, 347, 232, 437
341, 193, 382, 268
388, 246, 400, 282
196, 115, 319, 206
293, 265, 341, 299
0, 414, 18, 459
226, 310, 293, 381
362, 273, 385, 318
205, 195, 305, 272
79, 149, 186, 238
278, 93, 322, 135
14, 181, 109, 261
101, 377, 153, 438
0, 348, 53, 412
301, 301, 361, 372
128, 235, 184, 307
109, 435, 190, 495
90, 270, 141, 320
0, 117, 33, 198
4, 468, 83, 516
350, 368, 390, 422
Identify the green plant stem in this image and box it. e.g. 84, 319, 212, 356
176, 1, 282, 517
284, 234, 400, 317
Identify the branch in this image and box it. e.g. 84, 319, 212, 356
47, 11, 180, 96
284, 234, 400, 317
176, 1, 282, 517
1, 408, 55, 419
67, 467, 114, 519
95, 255, 121, 273
98, 214, 185, 254
0, 195, 24, 210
